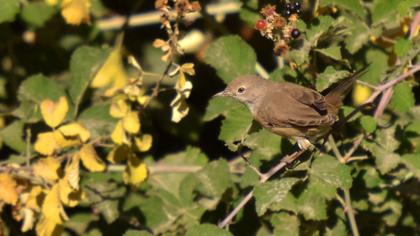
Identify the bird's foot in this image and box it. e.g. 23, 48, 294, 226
296, 138, 314, 151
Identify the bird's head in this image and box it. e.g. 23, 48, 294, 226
214, 75, 266, 107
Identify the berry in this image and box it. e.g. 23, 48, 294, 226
295, 8, 301, 14
294, 2, 301, 10
289, 4, 296, 13
285, 9, 292, 16
285, 3, 291, 10
255, 19, 267, 30
291, 28, 301, 38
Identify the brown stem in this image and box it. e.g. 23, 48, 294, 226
218, 149, 306, 228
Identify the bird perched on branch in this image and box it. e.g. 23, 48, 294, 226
214, 68, 368, 150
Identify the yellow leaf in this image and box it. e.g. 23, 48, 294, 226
106, 145, 130, 163
65, 154, 80, 190
122, 111, 140, 134
91, 35, 127, 89
170, 80, 192, 123
180, 63, 195, 75
134, 134, 153, 152
26, 186, 43, 211
34, 132, 59, 155
58, 179, 84, 207
40, 96, 68, 128
21, 208, 35, 232
32, 157, 61, 182
80, 144, 106, 172
41, 184, 65, 223
176, 72, 186, 90
352, 83, 373, 106
36, 217, 64, 236
110, 97, 129, 118
123, 155, 148, 186
45, 0, 58, 6
53, 130, 81, 148
137, 95, 150, 106
0, 173, 18, 205
58, 122, 91, 142
111, 121, 128, 145
61, 0, 91, 25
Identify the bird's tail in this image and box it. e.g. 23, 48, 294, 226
324, 66, 369, 114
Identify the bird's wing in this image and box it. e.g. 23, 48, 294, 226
256, 88, 336, 129
280, 82, 328, 113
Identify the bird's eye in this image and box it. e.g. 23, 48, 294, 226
237, 87, 246, 94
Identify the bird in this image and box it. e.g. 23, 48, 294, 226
214, 68, 368, 150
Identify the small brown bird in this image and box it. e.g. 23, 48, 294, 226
214, 69, 367, 150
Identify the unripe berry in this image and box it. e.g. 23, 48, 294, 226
255, 19, 267, 30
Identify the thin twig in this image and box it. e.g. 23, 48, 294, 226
343, 189, 360, 236
342, 134, 364, 163
218, 149, 306, 228
328, 135, 344, 162
25, 128, 31, 168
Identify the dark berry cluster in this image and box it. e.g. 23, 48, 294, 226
254, 2, 303, 55
285, 1, 301, 17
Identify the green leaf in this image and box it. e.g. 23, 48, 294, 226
204, 35, 257, 83
320, 0, 366, 19
123, 230, 152, 236
405, 120, 420, 134
365, 127, 400, 174
310, 155, 352, 189
0, 121, 26, 153
69, 46, 111, 117
401, 154, 420, 179
294, 181, 329, 220
239, 0, 259, 28
243, 129, 283, 160
270, 212, 300, 236
21, 2, 55, 27
203, 97, 241, 121
219, 104, 253, 151
18, 74, 65, 103
343, 16, 370, 54
148, 147, 208, 199
316, 66, 351, 91
254, 178, 299, 216
195, 159, 233, 198
389, 82, 415, 114
372, 0, 399, 24
0, 0, 20, 23
95, 200, 119, 224
78, 102, 116, 139
185, 224, 233, 236
140, 197, 169, 230
315, 46, 342, 61
360, 115, 377, 133
394, 38, 413, 58
360, 49, 388, 85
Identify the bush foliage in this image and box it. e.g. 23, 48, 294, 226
0, 0, 419, 235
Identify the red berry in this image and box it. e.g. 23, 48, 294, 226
255, 20, 267, 30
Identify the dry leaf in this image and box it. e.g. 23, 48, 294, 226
58, 122, 91, 143
33, 157, 61, 182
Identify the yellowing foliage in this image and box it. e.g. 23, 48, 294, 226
40, 96, 68, 128
61, 0, 91, 25
122, 111, 140, 134
134, 134, 153, 152
0, 173, 18, 205
80, 144, 106, 172
58, 122, 91, 143
123, 155, 148, 186
32, 157, 61, 182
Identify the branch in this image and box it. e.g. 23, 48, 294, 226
343, 189, 360, 236
96, 1, 241, 31
218, 149, 306, 228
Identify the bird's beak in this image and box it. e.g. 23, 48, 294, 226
213, 90, 228, 97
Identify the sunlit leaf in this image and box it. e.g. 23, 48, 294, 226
79, 144, 106, 172
0, 173, 18, 205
